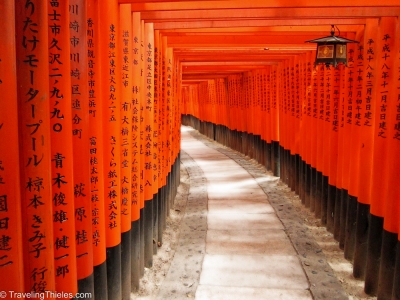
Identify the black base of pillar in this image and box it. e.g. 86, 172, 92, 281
377, 230, 397, 299
392, 241, 400, 299
326, 184, 336, 233
121, 230, 131, 300
153, 193, 158, 255
266, 142, 272, 171
144, 199, 154, 268
272, 141, 280, 177
304, 164, 311, 208
295, 154, 300, 195
158, 187, 164, 244
364, 214, 384, 296
131, 219, 140, 292
139, 208, 144, 277
321, 175, 328, 225
314, 171, 323, 218
310, 168, 317, 213
353, 202, 370, 279
106, 244, 122, 300
339, 189, 349, 249
93, 261, 107, 300
299, 158, 305, 203
76, 274, 94, 300
344, 195, 357, 261
333, 188, 342, 242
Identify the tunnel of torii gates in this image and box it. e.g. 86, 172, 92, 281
1, 0, 400, 299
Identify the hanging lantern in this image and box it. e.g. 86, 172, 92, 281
306, 25, 359, 68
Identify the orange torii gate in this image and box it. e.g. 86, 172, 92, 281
177, 12, 400, 299
1, 0, 400, 299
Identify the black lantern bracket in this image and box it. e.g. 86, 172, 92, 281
306, 25, 359, 68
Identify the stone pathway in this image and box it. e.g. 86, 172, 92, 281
156, 126, 347, 300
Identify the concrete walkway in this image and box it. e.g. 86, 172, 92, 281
156, 126, 347, 300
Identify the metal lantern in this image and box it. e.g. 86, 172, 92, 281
306, 25, 359, 68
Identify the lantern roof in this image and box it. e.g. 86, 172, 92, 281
306, 25, 359, 44
306, 35, 358, 44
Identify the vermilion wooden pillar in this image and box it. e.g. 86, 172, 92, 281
378, 16, 400, 300
271, 65, 280, 177
387, 17, 400, 300
309, 59, 318, 211
366, 16, 397, 297
278, 62, 287, 184
154, 30, 165, 250
48, 0, 77, 295
69, 1, 95, 295
326, 65, 343, 232
314, 64, 324, 217
15, 0, 56, 293
303, 52, 314, 208
0, 0, 25, 294
130, 11, 142, 291
350, 27, 377, 278
119, 5, 133, 299
152, 29, 160, 255
321, 64, 333, 225
292, 57, 300, 194
333, 50, 347, 237
298, 54, 307, 201
87, 1, 108, 298
143, 22, 155, 268
166, 45, 173, 213
99, 0, 122, 298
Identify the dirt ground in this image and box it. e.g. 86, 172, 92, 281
285, 190, 377, 300
131, 150, 377, 300
275, 181, 376, 300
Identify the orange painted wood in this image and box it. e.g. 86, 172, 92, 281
152, 30, 160, 194
48, 0, 77, 292
87, 0, 107, 266
70, 0, 94, 279
255, 70, 262, 136
335, 58, 348, 190
357, 21, 377, 205
303, 51, 314, 165
140, 20, 146, 208
298, 54, 305, 160
264, 68, 272, 143
283, 59, 290, 152
131, 12, 142, 217
126, 0, 400, 12
15, 0, 56, 293
176, 60, 183, 158
309, 61, 318, 169
120, 4, 133, 233
270, 65, 279, 143
347, 32, 365, 197
155, 31, 164, 189
293, 56, 301, 156
144, 23, 155, 201
162, 37, 171, 184
340, 40, 357, 191
154, 19, 367, 31
0, 0, 25, 293
370, 17, 397, 218
384, 17, 400, 236
315, 65, 325, 173
327, 65, 343, 187
140, 7, 400, 22
322, 65, 333, 177
99, 0, 122, 247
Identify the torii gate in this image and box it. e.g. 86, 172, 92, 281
0, 1, 399, 299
